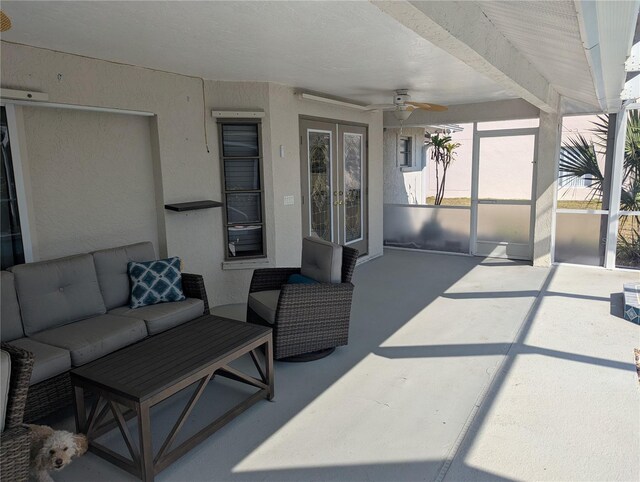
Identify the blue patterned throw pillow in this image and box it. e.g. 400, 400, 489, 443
128, 257, 186, 308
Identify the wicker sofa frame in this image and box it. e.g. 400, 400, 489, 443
1, 342, 35, 482
16, 273, 209, 423
247, 246, 358, 360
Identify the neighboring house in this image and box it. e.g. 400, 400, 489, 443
383, 115, 605, 205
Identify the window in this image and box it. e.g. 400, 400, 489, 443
398, 136, 412, 167
1, 106, 25, 269
218, 121, 265, 259
558, 146, 597, 188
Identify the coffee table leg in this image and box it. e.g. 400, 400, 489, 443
265, 336, 274, 401
137, 402, 154, 482
73, 384, 86, 433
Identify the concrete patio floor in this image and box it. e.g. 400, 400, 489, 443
46, 250, 639, 481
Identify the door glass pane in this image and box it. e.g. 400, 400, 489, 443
224, 158, 260, 190
344, 133, 362, 243
478, 135, 535, 200
308, 131, 332, 241
477, 204, 530, 244
226, 193, 261, 224
222, 124, 259, 157
1, 107, 25, 270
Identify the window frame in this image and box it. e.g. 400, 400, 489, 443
218, 119, 267, 261
397, 135, 412, 167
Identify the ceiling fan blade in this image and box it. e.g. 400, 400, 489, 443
406, 101, 448, 112
365, 103, 396, 111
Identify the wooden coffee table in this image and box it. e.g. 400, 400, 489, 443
70, 315, 273, 481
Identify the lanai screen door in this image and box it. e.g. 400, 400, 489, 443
472, 128, 538, 260
300, 118, 367, 255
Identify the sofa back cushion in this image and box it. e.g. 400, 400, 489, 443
92, 242, 156, 310
1, 271, 24, 342
300, 236, 343, 283
11, 254, 106, 335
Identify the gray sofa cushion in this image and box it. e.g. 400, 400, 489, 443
110, 298, 204, 335
1, 271, 24, 342
8, 338, 71, 385
10, 254, 106, 336
248, 290, 280, 324
92, 242, 156, 310
0, 350, 10, 432
300, 236, 343, 283
31, 314, 146, 366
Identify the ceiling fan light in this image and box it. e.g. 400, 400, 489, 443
393, 109, 412, 121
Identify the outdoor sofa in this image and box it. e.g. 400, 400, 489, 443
0, 242, 209, 422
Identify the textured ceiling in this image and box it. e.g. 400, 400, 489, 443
477, 1, 598, 106
0, 1, 516, 106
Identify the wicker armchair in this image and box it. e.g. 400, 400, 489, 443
247, 244, 358, 361
1, 343, 35, 482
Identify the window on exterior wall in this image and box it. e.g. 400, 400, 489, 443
218, 121, 265, 260
558, 146, 596, 188
398, 136, 412, 167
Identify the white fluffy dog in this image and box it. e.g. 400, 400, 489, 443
28, 424, 88, 482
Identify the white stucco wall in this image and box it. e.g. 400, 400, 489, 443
20, 107, 159, 260
1, 42, 383, 304
267, 84, 384, 262
383, 127, 426, 205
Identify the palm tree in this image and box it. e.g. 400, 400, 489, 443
426, 133, 461, 205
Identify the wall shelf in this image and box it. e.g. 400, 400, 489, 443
164, 200, 223, 212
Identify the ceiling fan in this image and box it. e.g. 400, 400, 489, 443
366, 89, 447, 120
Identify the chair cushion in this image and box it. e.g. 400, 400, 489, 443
248, 290, 280, 324
300, 236, 343, 283
8, 338, 71, 385
0, 350, 10, 432
10, 254, 106, 336
128, 257, 185, 308
110, 298, 204, 335
31, 314, 146, 367
92, 242, 156, 310
287, 274, 319, 285
1, 271, 24, 342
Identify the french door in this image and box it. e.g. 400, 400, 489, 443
472, 129, 538, 260
300, 118, 368, 255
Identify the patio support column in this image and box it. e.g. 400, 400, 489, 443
532, 97, 562, 267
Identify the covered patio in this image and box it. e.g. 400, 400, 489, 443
40, 249, 639, 481
0, 1, 639, 481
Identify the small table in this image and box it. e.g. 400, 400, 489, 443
71, 315, 273, 481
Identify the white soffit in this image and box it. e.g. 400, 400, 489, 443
0, 1, 517, 107
477, 1, 598, 108
575, 0, 640, 112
